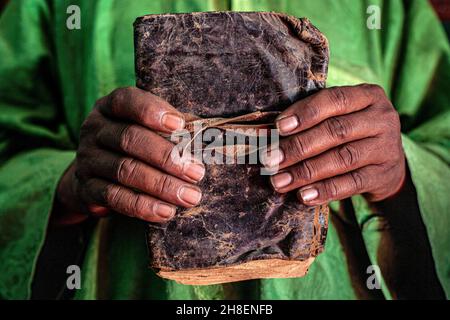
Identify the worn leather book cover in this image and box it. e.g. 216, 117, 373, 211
134, 12, 330, 285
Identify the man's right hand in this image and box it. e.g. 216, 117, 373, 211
55, 87, 205, 225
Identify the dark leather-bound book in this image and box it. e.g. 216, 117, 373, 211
134, 11, 329, 285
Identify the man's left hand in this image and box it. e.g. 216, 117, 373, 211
264, 84, 406, 205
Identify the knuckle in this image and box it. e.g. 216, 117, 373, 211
366, 84, 385, 96
134, 104, 149, 124
130, 194, 148, 217
360, 84, 385, 103
325, 116, 352, 140
80, 118, 96, 138
293, 161, 314, 181
304, 103, 320, 123
378, 106, 401, 132
104, 183, 120, 208
158, 145, 175, 169
387, 109, 401, 129
152, 174, 175, 196
327, 87, 349, 111
386, 143, 403, 165
324, 179, 339, 199
350, 171, 365, 191
116, 157, 139, 184
109, 88, 126, 108
94, 127, 105, 145
109, 87, 133, 113
80, 110, 103, 139
336, 144, 359, 168
119, 125, 138, 152
286, 135, 308, 159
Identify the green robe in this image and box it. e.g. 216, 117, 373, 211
0, 0, 449, 300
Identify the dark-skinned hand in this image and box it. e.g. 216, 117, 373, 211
55, 87, 205, 225
263, 84, 406, 205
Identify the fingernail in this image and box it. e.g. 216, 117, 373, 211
298, 187, 319, 202
271, 172, 293, 189
276, 115, 299, 134
178, 186, 202, 205
162, 113, 185, 131
154, 202, 176, 219
183, 162, 206, 182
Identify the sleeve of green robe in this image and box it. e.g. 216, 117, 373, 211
0, 0, 76, 299
359, 0, 450, 298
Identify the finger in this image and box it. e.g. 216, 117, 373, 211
262, 107, 381, 169
96, 87, 185, 133
296, 165, 379, 206
275, 84, 384, 136
85, 150, 202, 208
96, 120, 205, 183
270, 138, 382, 193
81, 178, 176, 223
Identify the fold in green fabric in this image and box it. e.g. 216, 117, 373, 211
0, 0, 448, 299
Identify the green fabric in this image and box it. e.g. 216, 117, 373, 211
0, 0, 448, 299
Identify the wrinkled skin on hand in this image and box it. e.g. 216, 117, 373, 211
55, 84, 405, 226
55, 87, 205, 225
264, 84, 406, 205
